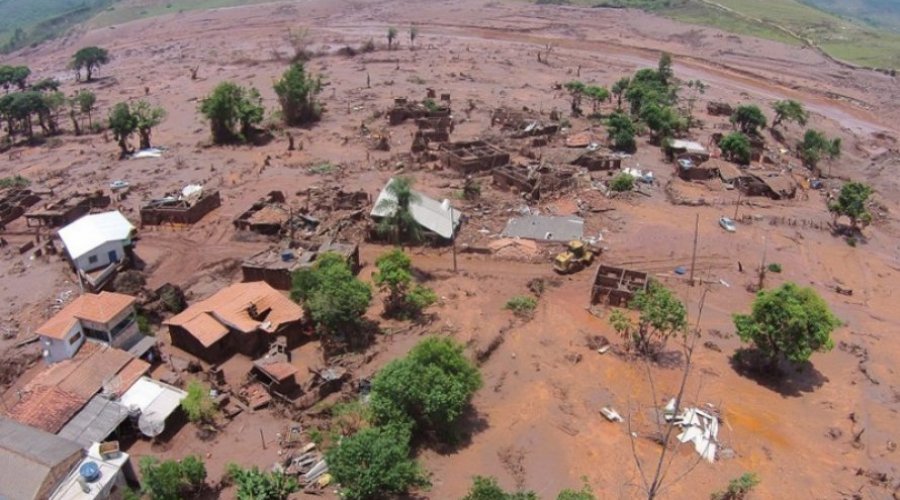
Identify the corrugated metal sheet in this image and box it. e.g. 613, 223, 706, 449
0, 417, 83, 500
370, 178, 461, 239
502, 215, 584, 242
56, 395, 129, 448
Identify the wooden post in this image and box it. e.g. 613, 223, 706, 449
734, 191, 742, 220
259, 428, 266, 449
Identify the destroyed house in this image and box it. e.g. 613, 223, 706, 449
677, 158, 729, 181
165, 282, 307, 363
243, 241, 360, 291
493, 164, 537, 196
591, 265, 650, 307
748, 172, 797, 200
37, 291, 141, 364
0, 187, 41, 227
233, 191, 319, 236
25, 190, 110, 228
139, 188, 221, 226
371, 178, 461, 240
58, 211, 135, 274
665, 139, 710, 163
388, 97, 451, 125
441, 141, 510, 175
572, 151, 622, 171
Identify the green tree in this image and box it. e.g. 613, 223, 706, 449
370, 336, 482, 437
376, 176, 423, 244
180, 380, 217, 424
273, 62, 323, 126
374, 248, 437, 319
387, 27, 398, 50
140, 456, 207, 500
710, 473, 760, 500
771, 99, 808, 129
131, 100, 166, 149
75, 90, 97, 129
609, 281, 686, 358
8, 91, 48, 139
108, 102, 138, 156
584, 85, 609, 115
798, 129, 841, 170
564, 80, 586, 115
829, 181, 873, 230
199, 81, 264, 144
730, 104, 767, 135
683, 79, 707, 131
734, 282, 839, 369
462, 476, 538, 500
640, 101, 683, 142
41, 91, 66, 135
719, 132, 751, 165
326, 424, 428, 500
291, 252, 372, 345
72, 46, 110, 82
226, 465, 298, 500
624, 68, 673, 116
10, 66, 30, 90
611, 77, 630, 110
30, 78, 59, 92
657, 52, 674, 84
607, 111, 636, 153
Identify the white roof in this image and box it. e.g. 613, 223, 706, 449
50, 442, 130, 500
119, 377, 186, 428
58, 211, 135, 260
370, 178, 461, 239
669, 139, 708, 154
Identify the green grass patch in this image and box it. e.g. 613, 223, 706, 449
89, 0, 273, 28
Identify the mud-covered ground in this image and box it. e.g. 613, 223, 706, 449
1, 0, 898, 498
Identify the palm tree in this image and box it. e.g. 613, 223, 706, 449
376, 177, 422, 245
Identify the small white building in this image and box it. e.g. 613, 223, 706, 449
37, 292, 141, 364
58, 211, 135, 273
50, 442, 133, 500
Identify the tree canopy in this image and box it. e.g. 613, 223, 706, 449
564, 80, 586, 115
199, 81, 264, 144
583, 85, 609, 115
72, 46, 109, 82
139, 455, 206, 500
373, 248, 437, 319
719, 132, 751, 165
798, 129, 841, 170
291, 252, 372, 346
733, 282, 840, 368
226, 464, 298, 500
132, 100, 166, 149
609, 280, 686, 358
730, 104, 767, 135
772, 100, 808, 128
326, 424, 427, 500
0, 65, 30, 91
108, 102, 139, 156
370, 336, 482, 438
273, 62, 323, 126
607, 111, 636, 153
387, 27, 398, 49
829, 181, 873, 229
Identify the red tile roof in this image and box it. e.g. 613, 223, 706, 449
37, 292, 136, 340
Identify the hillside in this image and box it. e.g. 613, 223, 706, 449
0, 0, 115, 51
556, 0, 900, 68
802, 0, 900, 32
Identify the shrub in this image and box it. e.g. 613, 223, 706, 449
609, 280, 686, 358
719, 132, 751, 165
609, 173, 635, 192
505, 295, 537, 316
710, 473, 760, 500
226, 465, 298, 500
180, 380, 217, 424
767, 263, 782, 273
462, 476, 537, 500
273, 62, 323, 126
373, 249, 437, 319
140, 455, 206, 500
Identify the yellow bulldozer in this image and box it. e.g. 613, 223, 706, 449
553, 240, 595, 274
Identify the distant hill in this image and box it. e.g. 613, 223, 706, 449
802, 0, 900, 32
0, 0, 116, 52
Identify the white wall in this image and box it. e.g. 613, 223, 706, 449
42, 323, 85, 364
72, 240, 126, 273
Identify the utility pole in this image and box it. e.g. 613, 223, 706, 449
689, 213, 699, 287
733, 190, 742, 220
